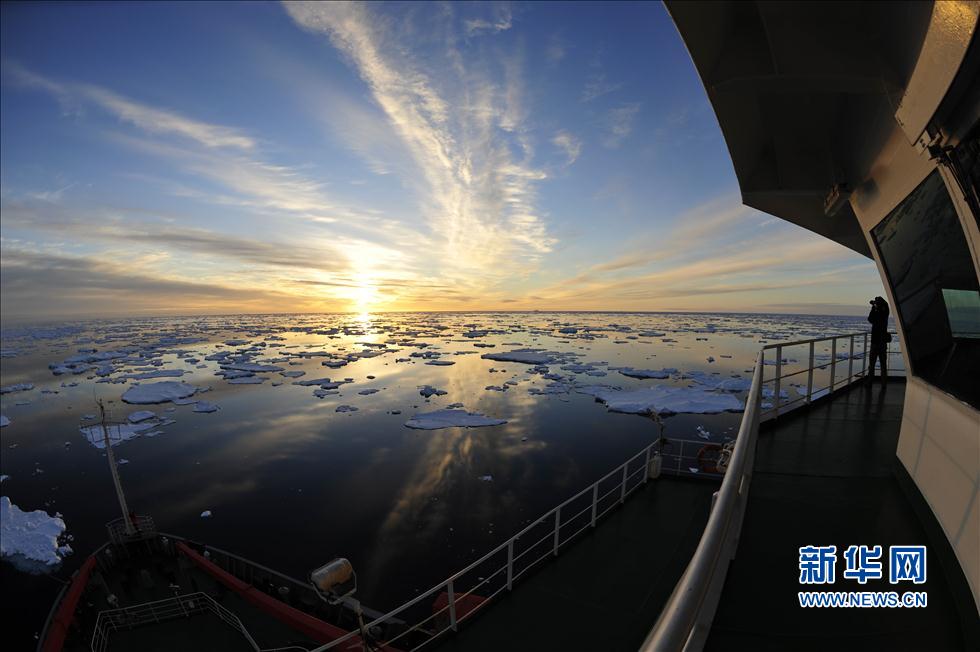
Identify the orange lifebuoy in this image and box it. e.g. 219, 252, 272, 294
697, 444, 722, 474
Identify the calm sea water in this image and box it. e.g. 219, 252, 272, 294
1, 311, 879, 645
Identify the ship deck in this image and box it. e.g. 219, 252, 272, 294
62, 546, 321, 652
437, 467, 718, 651
707, 378, 975, 651
440, 379, 978, 652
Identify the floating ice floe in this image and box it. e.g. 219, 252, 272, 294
221, 362, 284, 373
419, 385, 447, 397
193, 401, 219, 413
681, 371, 752, 392
200, 510, 212, 518
79, 421, 159, 448
228, 376, 267, 385
425, 360, 455, 366
118, 369, 187, 380
0, 497, 72, 568
0, 383, 34, 394
404, 409, 507, 430
577, 385, 743, 416
481, 349, 555, 365
122, 382, 198, 405
358, 389, 379, 395
0, 416, 9, 428
616, 367, 676, 380
478, 475, 493, 482
127, 411, 156, 424
336, 405, 358, 412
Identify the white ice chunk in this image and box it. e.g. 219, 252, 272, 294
0, 497, 72, 567
122, 382, 198, 404
577, 385, 743, 416
617, 367, 676, 380
0, 383, 34, 394
193, 401, 219, 413
228, 376, 267, 384
419, 385, 447, 397
481, 349, 555, 365
405, 409, 507, 430
127, 410, 156, 423
200, 510, 212, 518
79, 422, 158, 448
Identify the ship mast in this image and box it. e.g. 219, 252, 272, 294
99, 400, 135, 536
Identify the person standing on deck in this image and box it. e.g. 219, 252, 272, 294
867, 296, 890, 384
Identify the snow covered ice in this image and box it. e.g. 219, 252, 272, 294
0, 497, 72, 568
405, 409, 507, 430
122, 381, 198, 404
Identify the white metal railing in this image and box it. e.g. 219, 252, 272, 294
308, 436, 697, 652
642, 330, 902, 651
106, 515, 156, 544
760, 331, 904, 420
90, 592, 260, 652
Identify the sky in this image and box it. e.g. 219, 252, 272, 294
0, 1, 884, 321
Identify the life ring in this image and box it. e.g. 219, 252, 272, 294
697, 444, 722, 474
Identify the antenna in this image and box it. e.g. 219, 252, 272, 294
99, 399, 135, 536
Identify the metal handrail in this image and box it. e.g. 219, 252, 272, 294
642, 329, 903, 651
760, 330, 903, 419
106, 515, 156, 544
90, 592, 260, 652
309, 434, 709, 652
641, 351, 764, 651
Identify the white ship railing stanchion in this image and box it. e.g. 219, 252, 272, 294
773, 345, 782, 416
553, 508, 561, 556
446, 581, 457, 632
620, 465, 628, 503
806, 341, 814, 404
830, 337, 837, 393
848, 335, 855, 383
506, 541, 514, 591
590, 483, 599, 526
862, 333, 869, 378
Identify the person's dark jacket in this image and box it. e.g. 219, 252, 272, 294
868, 302, 889, 344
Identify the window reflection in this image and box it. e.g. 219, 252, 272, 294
872, 169, 980, 407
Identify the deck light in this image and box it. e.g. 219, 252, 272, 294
310, 558, 374, 650
824, 183, 852, 217
309, 558, 356, 603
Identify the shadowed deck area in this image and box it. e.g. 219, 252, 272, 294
707, 379, 973, 652
439, 475, 717, 652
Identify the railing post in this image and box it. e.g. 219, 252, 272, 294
847, 334, 855, 384
590, 483, 598, 527
773, 345, 782, 416
447, 580, 458, 632
506, 540, 514, 591
620, 464, 628, 503
829, 338, 837, 393
862, 332, 869, 377
643, 446, 651, 484
553, 508, 561, 556
806, 341, 814, 404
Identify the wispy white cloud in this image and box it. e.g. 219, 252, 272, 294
552, 130, 581, 166
603, 102, 640, 148
284, 1, 555, 283
580, 50, 621, 102
463, 3, 513, 36
545, 33, 566, 64
4, 61, 256, 150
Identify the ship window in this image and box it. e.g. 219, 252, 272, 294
872, 169, 980, 408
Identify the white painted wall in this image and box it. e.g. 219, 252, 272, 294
851, 126, 980, 612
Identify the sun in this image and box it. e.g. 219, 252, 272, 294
351, 279, 379, 316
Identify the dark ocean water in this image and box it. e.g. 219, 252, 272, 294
1, 311, 890, 647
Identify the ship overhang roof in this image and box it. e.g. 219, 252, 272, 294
665, 1, 941, 258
